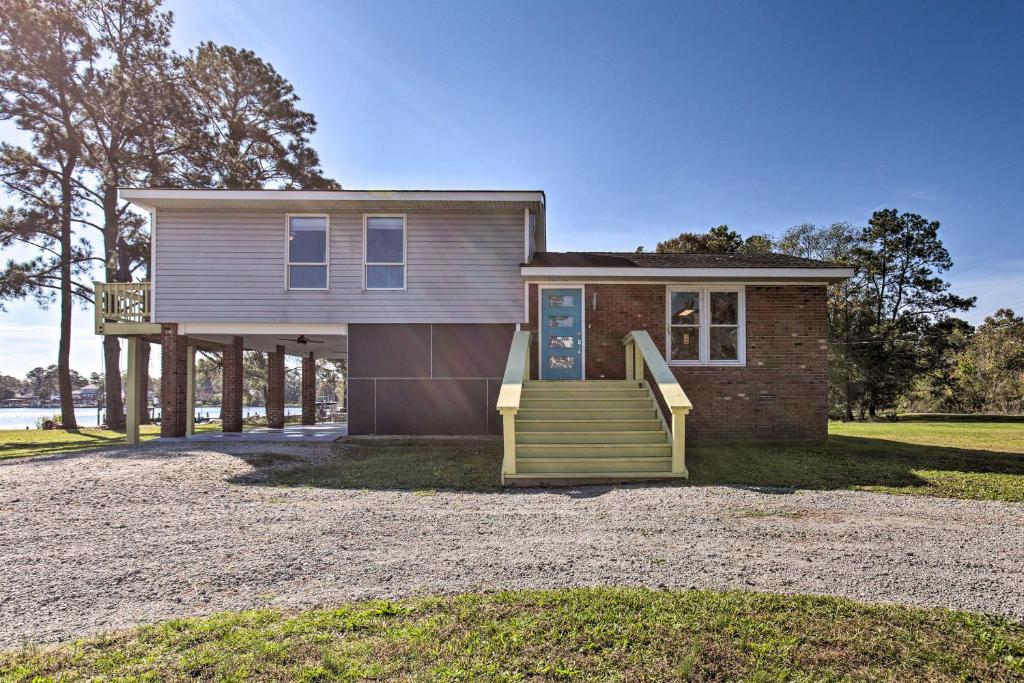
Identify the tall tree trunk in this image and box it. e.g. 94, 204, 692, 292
57, 164, 78, 430
844, 384, 854, 421
138, 339, 151, 423
868, 401, 877, 418
102, 183, 125, 429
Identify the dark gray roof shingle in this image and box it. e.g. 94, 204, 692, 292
525, 251, 848, 269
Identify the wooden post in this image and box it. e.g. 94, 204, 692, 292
125, 336, 141, 445
185, 345, 196, 436
501, 411, 517, 479
625, 340, 635, 380
671, 408, 688, 477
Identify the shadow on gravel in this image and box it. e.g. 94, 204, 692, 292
223, 434, 1024, 501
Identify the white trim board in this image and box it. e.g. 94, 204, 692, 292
177, 323, 349, 335
521, 266, 853, 279
121, 188, 546, 209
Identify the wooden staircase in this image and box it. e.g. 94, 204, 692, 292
504, 380, 680, 484
497, 330, 692, 486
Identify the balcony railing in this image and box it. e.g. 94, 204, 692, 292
94, 281, 156, 334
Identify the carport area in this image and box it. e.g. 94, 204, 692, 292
155, 323, 349, 440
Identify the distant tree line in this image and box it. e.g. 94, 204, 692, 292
0, 0, 337, 430
648, 211, 1023, 417
0, 365, 102, 402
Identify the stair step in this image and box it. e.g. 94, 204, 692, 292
515, 419, 664, 432
504, 471, 685, 485
520, 397, 653, 410
516, 456, 673, 474
516, 443, 672, 458
517, 408, 658, 420
515, 431, 668, 444
525, 380, 638, 386
522, 388, 649, 399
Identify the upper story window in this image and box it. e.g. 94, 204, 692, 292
666, 286, 745, 365
287, 214, 328, 290
364, 215, 406, 290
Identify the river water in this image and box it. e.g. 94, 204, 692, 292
0, 406, 304, 430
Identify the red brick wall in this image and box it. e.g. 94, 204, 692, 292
301, 354, 316, 425
159, 324, 188, 438
222, 336, 244, 432
525, 283, 829, 441
267, 345, 285, 429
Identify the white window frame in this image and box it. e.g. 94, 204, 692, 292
665, 285, 746, 366
363, 213, 407, 291
285, 213, 330, 291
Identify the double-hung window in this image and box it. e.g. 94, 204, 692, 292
364, 215, 406, 290
287, 215, 328, 289
666, 286, 745, 365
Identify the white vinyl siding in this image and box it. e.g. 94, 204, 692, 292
153, 207, 525, 323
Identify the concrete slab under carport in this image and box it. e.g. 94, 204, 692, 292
155, 422, 348, 443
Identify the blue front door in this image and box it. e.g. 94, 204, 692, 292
540, 287, 584, 380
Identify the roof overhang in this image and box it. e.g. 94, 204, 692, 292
119, 188, 546, 211
520, 266, 854, 281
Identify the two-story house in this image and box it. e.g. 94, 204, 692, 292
96, 188, 851, 484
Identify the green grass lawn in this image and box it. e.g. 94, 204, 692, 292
2, 588, 1021, 682
259, 421, 1024, 502
0, 422, 223, 460
687, 420, 1024, 502
264, 437, 504, 492
5, 419, 1023, 503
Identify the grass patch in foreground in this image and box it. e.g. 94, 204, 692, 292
0, 422, 225, 460
266, 437, 503, 492
0, 425, 162, 459
688, 420, 1024, 502
2, 588, 1022, 682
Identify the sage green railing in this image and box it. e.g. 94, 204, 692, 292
496, 330, 532, 481
94, 281, 152, 333
622, 330, 693, 477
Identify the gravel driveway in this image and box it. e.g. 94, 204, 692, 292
1, 441, 1022, 648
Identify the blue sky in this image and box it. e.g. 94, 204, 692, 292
2, 0, 1023, 376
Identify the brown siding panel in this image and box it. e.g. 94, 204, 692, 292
349, 324, 431, 378
374, 379, 488, 435
431, 324, 515, 378
347, 322, 513, 435
347, 379, 376, 434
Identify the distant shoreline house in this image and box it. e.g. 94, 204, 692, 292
94, 188, 851, 484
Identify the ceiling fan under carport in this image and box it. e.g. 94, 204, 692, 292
276, 335, 324, 345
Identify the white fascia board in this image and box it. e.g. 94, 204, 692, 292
120, 188, 545, 209
520, 266, 854, 279
176, 323, 348, 336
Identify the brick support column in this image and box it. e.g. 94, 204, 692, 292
301, 352, 316, 425
222, 336, 244, 432
160, 324, 188, 437
267, 345, 285, 429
